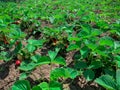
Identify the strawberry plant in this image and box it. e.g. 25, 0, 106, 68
0, 18, 25, 61
95, 69, 120, 90
0, 0, 120, 90
11, 47, 79, 90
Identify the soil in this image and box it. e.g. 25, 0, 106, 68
0, 49, 105, 90
0, 60, 20, 90
0, 19, 108, 90
0, 1, 119, 89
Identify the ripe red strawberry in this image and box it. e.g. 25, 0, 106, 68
15, 60, 21, 66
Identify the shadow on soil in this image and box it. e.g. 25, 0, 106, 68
0, 61, 13, 79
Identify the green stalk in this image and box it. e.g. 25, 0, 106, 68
50, 63, 53, 72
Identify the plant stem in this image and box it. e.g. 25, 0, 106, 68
50, 63, 53, 72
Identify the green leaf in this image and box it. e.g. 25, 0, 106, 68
68, 37, 80, 41
0, 55, 3, 60
113, 48, 120, 54
81, 24, 91, 34
48, 50, 57, 61
49, 17, 55, 23
88, 61, 102, 69
87, 43, 98, 51
53, 57, 66, 66
117, 61, 120, 68
76, 41, 82, 47
19, 73, 29, 80
114, 55, 120, 68
12, 80, 31, 90
49, 81, 62, 90
83, 69, 95, 81
19, 62, 36, 71
36, 81, 62, 90
26, 44, 36, 53
50, 67, 78, 81
28, 39, 45, 46
50, 68, 69, 81
95, 75, 116, 90
104, 69, 115, 77
80, 46, 90, 59
97, 20, 109, 29
95, 49, 107, 57
32, 86, 42, 90
13, 42, 22, 54
67, 44, 79, 51
116, 69, 120, 87
0, 51, 12, 61
66, 68, 78, 79
39, 82, 49, 90
36, 56, 51, 66
55, 48, 60, 53
81, 16, 90, 22
48, 48, 60, 60
9, 28, 25, 39
91, 29, 102, 36
77, 30, 90, 39
114, 41, 120, 50
31, 54, 41, 62
2, 28, 14, 33
99, 37, 114, 47
74, 61, 87, 69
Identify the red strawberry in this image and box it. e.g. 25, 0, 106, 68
15, 60, 21, 66
15, 41, 19, 45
